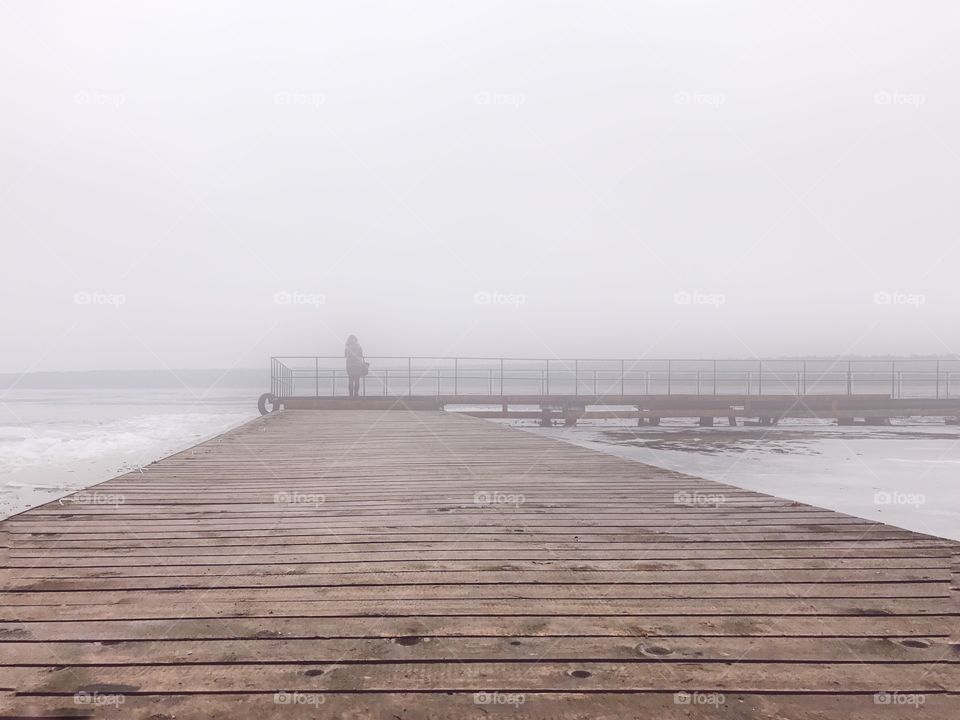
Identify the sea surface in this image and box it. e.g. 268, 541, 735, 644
0, 388, 256, 519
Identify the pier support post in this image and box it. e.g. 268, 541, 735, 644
563, 405, 584, 427
648, 416, 661, 426
539, 408, 553, 427
698, 416, 714, 427
728, 416, 738, 427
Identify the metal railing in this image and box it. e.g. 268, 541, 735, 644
270, 357, 959, 400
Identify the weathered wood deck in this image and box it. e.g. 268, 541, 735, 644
1, 409, 957, 718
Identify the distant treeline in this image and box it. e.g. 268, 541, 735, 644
0, 369, 270, 390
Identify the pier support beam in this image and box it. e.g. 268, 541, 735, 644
728, 416, 738, 427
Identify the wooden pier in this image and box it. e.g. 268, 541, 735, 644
1, 410, 958, 718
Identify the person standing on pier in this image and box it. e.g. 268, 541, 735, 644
345, 335, 366, 398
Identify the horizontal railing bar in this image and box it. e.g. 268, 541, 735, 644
272, 355, 960, 363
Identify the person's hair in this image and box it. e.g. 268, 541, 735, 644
346, 335, 358, 344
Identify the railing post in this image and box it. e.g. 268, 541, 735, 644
315, 357, 319, 397
408, 358, 412, 397
667, 359, 671, 396
593, 369, 598, 396
575, 359, 579, 396
891, 361, 896, 398
758, 360, 763, 395
803, 359, 807, 395
936, 360, 941, 399
696, 370, 701, 395
713, 359, 717, 395
546, 359, 550, 395
500, 358, 504, 396
847, 360, 852, 395
620, 359, 625, 396
454, 358, 458, 396
384, 370, 388, 396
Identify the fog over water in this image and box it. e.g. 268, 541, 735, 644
2, 1, 959, 375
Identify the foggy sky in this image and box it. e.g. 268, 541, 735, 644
2, 1, 959, 374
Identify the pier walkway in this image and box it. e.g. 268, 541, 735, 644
1, 410, 957, 718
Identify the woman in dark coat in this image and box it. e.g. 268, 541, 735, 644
345, 335, 365, 398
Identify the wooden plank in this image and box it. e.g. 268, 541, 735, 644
5, 661, 958, 693
5, 598, 954, 623
4, 693, 958, 720
4, 615, 952, 641
3, 572, 948, 592
1, 579, 950, 603
6, 636, 954, 664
